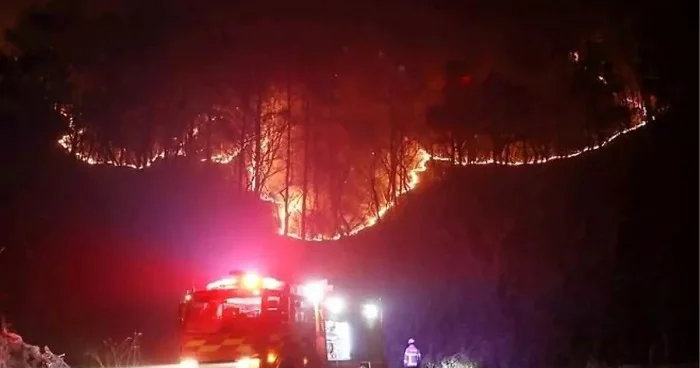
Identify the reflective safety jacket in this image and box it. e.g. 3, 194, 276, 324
403, 344, 421, 367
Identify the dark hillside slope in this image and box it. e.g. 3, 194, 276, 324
333, 147, 627, 366
368, 121, 698, 364
315, 114, 696, 366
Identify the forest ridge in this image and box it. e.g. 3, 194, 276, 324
3, 1, 655, 240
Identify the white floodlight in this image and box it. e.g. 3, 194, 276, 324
324, 296, 345, 314
302, 281, 326, 304
362, 303, 379, 320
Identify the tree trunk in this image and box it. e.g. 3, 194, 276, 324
369, 151, 381, 220
388, 122, 397, 203
330, 171, 339, 234
238, 111, 247, 192
311, 125, 320, 236
457, 139, 465, 164
451, 136, 458, 165
205, 114, 212, 163
398, 137, 407, 194
283, 85, 292, 236
300, 98, 311, 240
254, 89, 263, 193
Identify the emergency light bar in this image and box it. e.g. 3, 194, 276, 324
205, 273, 284, 291
200, 274, 378, 319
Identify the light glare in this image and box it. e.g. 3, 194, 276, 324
241, 273, 260, 289
303, 281, 326, 304
362, 303, 379, 320
324, 296, 345, 314
236, 357, 260, 368
180, 358, 198, 368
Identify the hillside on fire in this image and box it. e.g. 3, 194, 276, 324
0, 0, 696, 367
3, 1, 650, 240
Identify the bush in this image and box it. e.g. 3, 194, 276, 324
423, 354, 479, 368
0, 324, 69, 368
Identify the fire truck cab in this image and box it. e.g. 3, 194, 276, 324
178, 271, 386, 368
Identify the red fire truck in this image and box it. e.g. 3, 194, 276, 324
178, 271, 386, 368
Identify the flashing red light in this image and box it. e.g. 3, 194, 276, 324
205, 273, 284, 291
262, 277, 283, 290
459, 75, 472, 85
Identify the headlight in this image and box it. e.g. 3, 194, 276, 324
324, 296, 345, 314
236, 357, 261, 368
302, 281, 326, 304
362, 303, 379, 320
180, 358, 199, 368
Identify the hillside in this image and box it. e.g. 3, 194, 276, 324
360, 116, 696, 366
0, 105, 696, 366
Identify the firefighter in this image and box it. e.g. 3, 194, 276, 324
403, 338, 421, 368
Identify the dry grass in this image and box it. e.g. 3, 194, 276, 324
85, 332, 143, 368
423, 354, 479, 368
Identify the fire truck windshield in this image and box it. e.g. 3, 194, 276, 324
182, 290, 284, 334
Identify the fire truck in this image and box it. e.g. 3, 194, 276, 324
178, 271, 386, 368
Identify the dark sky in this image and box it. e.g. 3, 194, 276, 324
0, 0, 38, 48
0, 0, 36, 28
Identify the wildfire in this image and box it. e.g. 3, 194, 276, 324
279, 147, 433, 241
56, 118, 241, 169
55, 109, 651, 241
55, 89, 652, 241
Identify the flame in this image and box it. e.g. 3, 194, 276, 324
54, 92, 653, 241
56, 113, 241, 169
431, 99, 650, 166
279, 146, 433, 241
